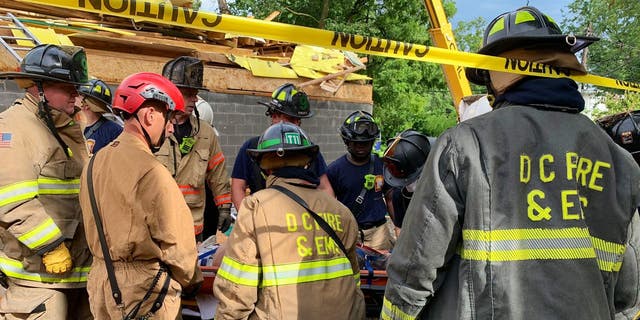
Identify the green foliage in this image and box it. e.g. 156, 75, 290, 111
228, 0, 466, 139
592, 92, 640, 119
564, 0, 640, 116
564, 0, 640, 82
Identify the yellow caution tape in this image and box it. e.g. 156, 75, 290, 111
18, 0, 640, 92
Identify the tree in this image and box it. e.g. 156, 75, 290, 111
564, 0, 640, 116
227, 0, 461, 139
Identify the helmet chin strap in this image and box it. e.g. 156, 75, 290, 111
35, 81, 71, 158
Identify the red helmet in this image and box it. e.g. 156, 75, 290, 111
113, 72, 184, 115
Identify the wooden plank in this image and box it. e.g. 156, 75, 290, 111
84, 48, 168, 83
69, 33, 195, 57
82, 50, 371, 104
203, 67, 372, 104
0, 1, 99, 20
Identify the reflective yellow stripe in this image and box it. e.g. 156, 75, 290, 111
261, 257, 353, 287
0, 257, 89, 283
37, 178, 80, 195
380, 296, 415, 320
217, 256, 260, 287
0, 180, 38, 207
460, 228, 625, 272
17, 217, 62, 249
218, 256, 355, 287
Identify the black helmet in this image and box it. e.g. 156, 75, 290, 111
339, 110, 379, 142
259, 83, 314, 119
383, 129, 431, 188
162, 56, 208, 91
79, 79, 113, 108
247, 121, 319, 168
0, 44, 88, 85
609, 111, 640, 165
466, 6, 599, 85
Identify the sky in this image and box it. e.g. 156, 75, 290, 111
201, 1, 576, 27
450, 0, 574, 26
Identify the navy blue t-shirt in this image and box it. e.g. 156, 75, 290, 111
231, 136, 328, 194
390, 187, 413, 228
84, 117, 123, 154
327, 154, 387, 225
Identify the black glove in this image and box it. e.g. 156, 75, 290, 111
0, 270, 7, 288
181, 281, 203, 299
217, 206, 232, 233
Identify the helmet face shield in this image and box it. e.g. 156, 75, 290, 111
340, 110, 379, 142
383, 129, 431, 188
352, 120, 380, 137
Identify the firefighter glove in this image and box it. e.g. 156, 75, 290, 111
217, 206, 232, 233
42, 242, 72, 274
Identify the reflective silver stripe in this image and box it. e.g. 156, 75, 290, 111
218, 256, 355, 287
37, 178, 80, 195
0, 180, 38, 207
261, 257, 353, 287
0, 257, 89, 283
17, 217, 62, 249
464, 237, 593, 251
217, 256, 260, 286
461, 228, 625, 272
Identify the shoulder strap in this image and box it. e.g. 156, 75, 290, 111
84, 117, 106, 140
353, 154, 376, 217
270, 185, 348, 257
87, 155, 124, 309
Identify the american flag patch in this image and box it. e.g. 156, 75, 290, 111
0, 132, 12, 148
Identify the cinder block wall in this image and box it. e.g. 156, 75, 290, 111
201, 92, 372, 168
0, 81, 372, 170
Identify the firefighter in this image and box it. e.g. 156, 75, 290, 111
213, 121, 365, 319
382, 129, 431, 230
231, 83, 334, 210
77, 78, 122, 155
79, 72, 202, 319
0, 44, 92, 318
157, 56, 232, 241
601, 110, 640, 166
327, 110, 394, 250
382, 6, 640, 319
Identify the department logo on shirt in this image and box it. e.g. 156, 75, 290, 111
0, 132, 12, 148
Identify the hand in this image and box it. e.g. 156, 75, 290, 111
217, 206, 233, 233
42, 242, 72, 274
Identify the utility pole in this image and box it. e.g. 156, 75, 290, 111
217, 0, 230, 14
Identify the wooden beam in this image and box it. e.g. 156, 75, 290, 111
203, 67, 372, 104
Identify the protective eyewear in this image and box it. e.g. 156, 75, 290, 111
351, 120, 379, 136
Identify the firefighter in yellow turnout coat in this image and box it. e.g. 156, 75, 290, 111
157, 56, 232, 238
79, 73, 202, 319
213, 122, 365, 320
0, 45, 92, 318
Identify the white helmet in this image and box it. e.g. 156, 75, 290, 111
196, 96, 219, 135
